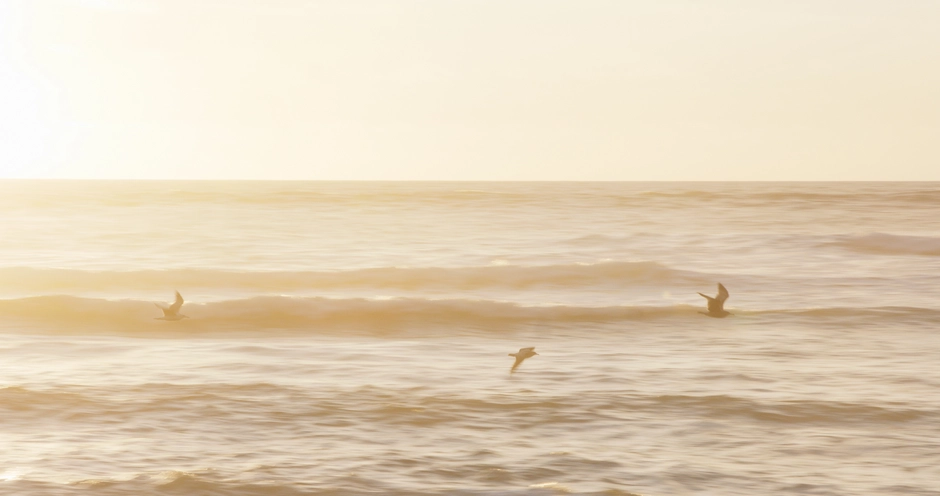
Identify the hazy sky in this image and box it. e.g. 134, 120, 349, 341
1, 0, 938, 180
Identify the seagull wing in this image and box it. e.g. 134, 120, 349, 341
699, 286, 725, 313
510, 355, 526, 373
716, 283, 729, 305
698, 292, 716, 305
518, 347, 535, 354
154, 302, 172, 318
168, 291, 184, 314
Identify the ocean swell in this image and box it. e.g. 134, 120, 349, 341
2, 295, 939, 335
0, 295, 700, 334
0, 261, 705, 293
5, 384, 931, 430
829, 233, 940, 256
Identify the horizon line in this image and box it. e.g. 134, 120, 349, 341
1, 178, 938, 183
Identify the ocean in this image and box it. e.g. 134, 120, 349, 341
1, 181, 938, 495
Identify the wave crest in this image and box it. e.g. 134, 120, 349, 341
2, 295, 939, 335
0, 295, 700, 334
0, 261, 705, 293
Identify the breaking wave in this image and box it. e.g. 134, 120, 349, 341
2, 295, 939, 335
0, 295, 701, 334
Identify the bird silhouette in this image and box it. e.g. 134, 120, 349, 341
154, 291, 189, 321
508, 347, 538, 373
698, 283, 731, 318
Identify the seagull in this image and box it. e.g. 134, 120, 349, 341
508, 347, 538, 373
154, 291, 189, 321
698, 283, 732, 318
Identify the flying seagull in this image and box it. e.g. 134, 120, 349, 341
155, 291, 189, 321
508, 347, 538, 373
698, 283, 731, 318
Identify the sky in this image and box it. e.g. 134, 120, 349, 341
1, 0, 938, 180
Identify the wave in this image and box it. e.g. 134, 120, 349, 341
618, 187, 940, 206
4, 474, 645, 496
1, 382, 932, 496
0, 261, 706, 293
562, 232, 940, 259
4, 384, 931, 430
5, 384, 931, 427
1, 295, 939, 335
0, 295, 703, 334
828, 233, 940, 256
641, 394, 931, 424
7, 380, 940, 425
754, 306, 940, 319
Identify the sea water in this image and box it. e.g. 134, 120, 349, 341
1, 181, 938, 495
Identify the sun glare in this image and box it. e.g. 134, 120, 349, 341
2, 1, 939, 180
0, 469, 23, 482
